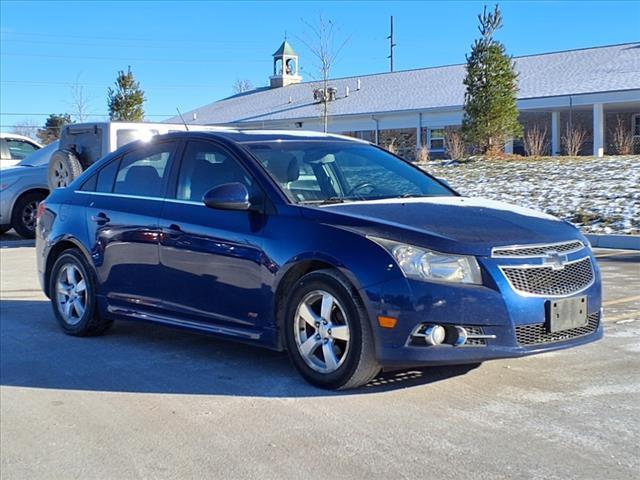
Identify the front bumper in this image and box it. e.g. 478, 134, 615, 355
361, 253, 603, 368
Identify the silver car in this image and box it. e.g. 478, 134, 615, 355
0, 141, 56, 238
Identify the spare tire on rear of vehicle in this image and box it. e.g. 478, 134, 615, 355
48, 149, 84, 190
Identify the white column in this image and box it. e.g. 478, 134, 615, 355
504, 140, 513, 154
551, 111, 560, 156
593, 103, 604, 157
416, 113, 422, 148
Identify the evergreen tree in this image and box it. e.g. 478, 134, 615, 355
107, 66, 146, 121
36, 113, 72, 145
462, 4, 522, 156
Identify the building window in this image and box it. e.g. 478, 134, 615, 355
633, 114, 640, 137
341, 130, 376, 143
429, 128, 445, 151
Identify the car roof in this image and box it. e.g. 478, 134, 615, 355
155, 129, 369, 144
0, 132, 42, 145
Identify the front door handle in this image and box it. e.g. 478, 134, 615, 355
90, 212, 110, 224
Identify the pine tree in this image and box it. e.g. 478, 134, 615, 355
36, 113, 72, 145
107, 66, 146, 121
462, 4, 522, 156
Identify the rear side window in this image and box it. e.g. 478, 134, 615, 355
96, 159, 120, 193
113, 142, 176, 197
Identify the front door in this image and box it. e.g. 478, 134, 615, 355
158, 139, 270, 339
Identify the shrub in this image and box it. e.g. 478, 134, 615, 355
444, 127, 466, 160
416, 145, 429, 163
609, 115, 633, 155
385, 138, 398, 155
523, 124, 549, 157
561, 124, 588, 156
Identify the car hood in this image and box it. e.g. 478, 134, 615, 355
308, 196, 583, 256
0, 164, 48, 182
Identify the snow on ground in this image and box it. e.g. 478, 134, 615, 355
422, 156, 640, 235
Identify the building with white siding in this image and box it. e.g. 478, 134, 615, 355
171, 42, 640, 158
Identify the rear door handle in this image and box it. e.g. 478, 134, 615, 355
90, 212, 110, 224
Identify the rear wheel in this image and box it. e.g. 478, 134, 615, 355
49, 249, 112, 336
48, 149, 83, 189
284, 269, 380, 389
11, 191, 46, 239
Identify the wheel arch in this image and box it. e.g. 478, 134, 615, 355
10, 187, 49, 219
272, 256, 367, 351
43, 236, 93, 298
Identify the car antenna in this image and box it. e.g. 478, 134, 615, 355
176, 107, 189, 132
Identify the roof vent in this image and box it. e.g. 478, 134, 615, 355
327, 87, 338, 102
345, 86, 350, 97
357, 79, 361, 90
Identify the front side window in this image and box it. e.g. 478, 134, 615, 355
633, 114, 640, 137
112, 142, 176, 197
247, 141, 453, 204
6, 139, 39, 160
175, 141, 255, 202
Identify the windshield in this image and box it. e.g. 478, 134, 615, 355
246, 140, 454, 204
18, 140, 59, 167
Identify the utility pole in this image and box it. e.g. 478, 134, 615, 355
388, 15, 396, 72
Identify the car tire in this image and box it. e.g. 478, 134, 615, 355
11, 191, 47, 239
48, 149, 83, 189
284, 269, 380, 389
49, 249, 113, 336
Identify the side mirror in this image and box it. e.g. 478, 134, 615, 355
203, 183, 251, 211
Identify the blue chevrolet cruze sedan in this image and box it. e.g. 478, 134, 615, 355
36, 130, 603, 389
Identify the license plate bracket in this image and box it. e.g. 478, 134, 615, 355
547, 296, 588, 333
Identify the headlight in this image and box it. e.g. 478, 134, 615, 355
370, 237, 482, 285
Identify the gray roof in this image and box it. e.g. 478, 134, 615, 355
174, 43, 640, 125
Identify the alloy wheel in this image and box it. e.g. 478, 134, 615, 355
56, 264, 87, 325
53, 160, 71, 188
294, 290, 351, 373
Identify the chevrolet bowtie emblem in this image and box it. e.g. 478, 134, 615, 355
542, 251, 568, 270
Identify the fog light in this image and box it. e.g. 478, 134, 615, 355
424, 325, 446, 345
454, 326, 468, 346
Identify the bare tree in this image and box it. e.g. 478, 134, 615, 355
609, 115, 633, 155
523, 124, 549, 157
232, 78, 254, 94
561, 124, 588, 156
444, 127, 467, 160
298, 14, 349, 132
68, 76, 92, 122
11, 119, 39, 141
384, 137, 398, 155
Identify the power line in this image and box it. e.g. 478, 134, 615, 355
0, 80, 241, 90
1, 112, 174, 117
1, 52, 269, 64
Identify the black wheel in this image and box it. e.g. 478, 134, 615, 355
284, 269, 380, 389
49, 249, 112, 336
48, 149, 83, 189
11, 191, 46, 239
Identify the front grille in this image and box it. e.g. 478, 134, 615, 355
516, 312, 599, 346
492, 240, 584, 258
501, 257, 594, 296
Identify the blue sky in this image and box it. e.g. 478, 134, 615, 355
1, 0, 639, 133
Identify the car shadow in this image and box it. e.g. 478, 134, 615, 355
0, 299, 479, 397
0, 232, 34, 248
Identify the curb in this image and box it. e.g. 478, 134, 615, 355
585, 234, 640, 251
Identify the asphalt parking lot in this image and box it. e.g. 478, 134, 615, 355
1, 239, 638, 479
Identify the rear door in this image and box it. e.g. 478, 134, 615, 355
80, 140, 179, 312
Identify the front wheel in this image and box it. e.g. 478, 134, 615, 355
284, 269, 380, 389
11, 191, 46, 238
49, 249, 112, 336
